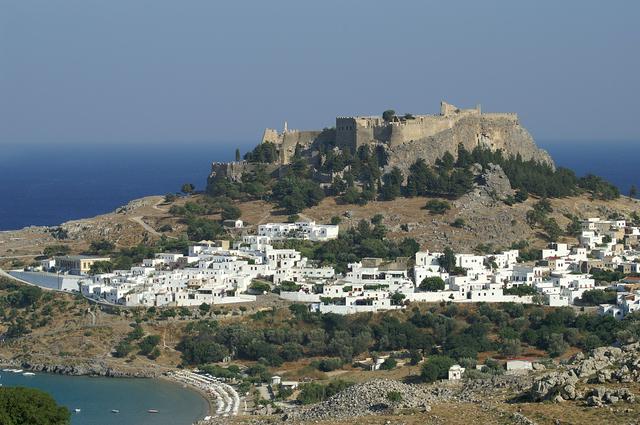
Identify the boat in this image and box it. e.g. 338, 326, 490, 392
111, 409, 120, 414
74, 408, 81, 413
147, 409, 159, 413
12, 369, 23, 373
22, 372, 35, 376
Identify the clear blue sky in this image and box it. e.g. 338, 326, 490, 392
1, 0, 638, 147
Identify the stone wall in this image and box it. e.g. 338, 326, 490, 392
262, 128, 334, 164
256, 102, 553, 172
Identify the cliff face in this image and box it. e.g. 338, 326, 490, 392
385, 115, 554, 176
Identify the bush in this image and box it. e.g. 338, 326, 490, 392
504, 285, 536, 296
287, 214, 300, 223
421, 355, 455, 382
451, 218, 465, 228
424, 200, 451, 215
113, 340, 133, 358
379, 357, 397, 370
386, 390, 402, 403
6, 285, 42, 308
297, 380, 353, 405
138, 335, 161, 356
250, 281, 271, 294
579, 289, 617, 306
314, 357, 344, 372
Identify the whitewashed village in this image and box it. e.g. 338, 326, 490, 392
28, 217, 640, 320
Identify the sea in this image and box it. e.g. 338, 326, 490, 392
0, 140, 637, 232
0, 142, 238, 231
0, 371, 209, 425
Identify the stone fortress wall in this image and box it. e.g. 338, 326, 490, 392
211, 101, 554, 184
261, 123, 332, 164
335, 102, 519, 151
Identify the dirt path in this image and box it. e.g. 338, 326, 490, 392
128, 198, 177, 238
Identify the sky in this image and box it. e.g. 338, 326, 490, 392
1, 0, 638, 149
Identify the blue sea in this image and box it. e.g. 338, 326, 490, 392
0, 142, 241, 231
0, 372, 208, 425
0, 140, 637, 231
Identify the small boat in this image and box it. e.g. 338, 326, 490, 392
22, 372, 35, 376
74, 408, 81, 413
12, 369, 23, 373
147, 409, 159, 413
111, 409, 120, 414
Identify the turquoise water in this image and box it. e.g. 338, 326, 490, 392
0, 372, 208, 425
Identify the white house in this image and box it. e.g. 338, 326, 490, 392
448, 364, 465, 380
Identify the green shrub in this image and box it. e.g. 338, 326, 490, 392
424, 200, 451, 215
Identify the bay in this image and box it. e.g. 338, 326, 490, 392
0, 371, 208, 425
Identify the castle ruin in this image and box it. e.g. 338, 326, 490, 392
259, 101, 553, 173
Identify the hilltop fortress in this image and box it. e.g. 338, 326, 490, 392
212, 101, 553, 181
261, 101, 553, 169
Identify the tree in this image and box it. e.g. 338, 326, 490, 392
181, 183, 195, 194
235, 148, 241, 162
186, 217, 224, 241
380, 167, 403, 201
89, 239, 114, 255
199, 302, 211, 315
0, 387, 70, 425
6, 285, 42, 308
419, 276, 445, 291
579, 289, 617, 306
221, 205, 241, 220
438, 247, 456, 273
113, 340, 133, 358
421, 355, 455, 382
499, 338, 522, 357
547, 333, 569, 357
244, 142, 278, 163
138, 334, 161, 356
390, 292, 406, 306
409, 349, 422, 365
514, 189, 529, 202
382, 109, 396, 122
89, 261, 113, 275
630, 185, 638, 198
543, 218, 562, 242
371, 214, 384, 225
42, 244, 70, 258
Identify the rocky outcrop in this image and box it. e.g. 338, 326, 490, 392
526, 343, 640, 405
387, 115, 554, 177
289, 379, 433, 421
10, 359, 161, 378
473, 162, 515, 199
